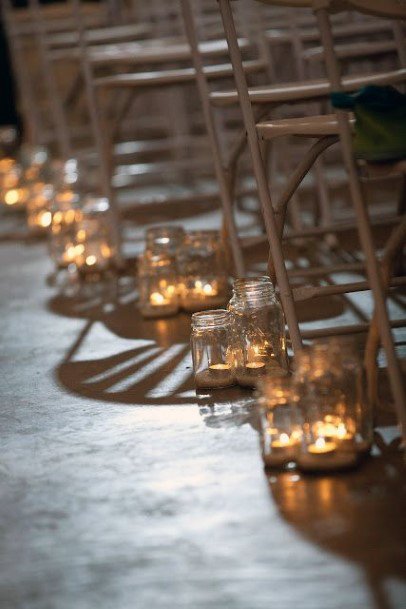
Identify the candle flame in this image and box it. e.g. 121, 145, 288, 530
39, 212, 52, 227
315, 437, 326, 449
5, 189, 20, 205
150, 292, 167, 305
86, 255, 97, 266
280, 433, 290, 446
203, 283, 215, 295
336, 423, 348, 439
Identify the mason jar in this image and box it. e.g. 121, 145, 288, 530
328, 338, 373, 455
191, 309, 235, 389
145, 225, 185, 256
0, 158, 28, 209
48, 189, 82, 268
138, 252, 179, 318
257, 375, 302, 469
26, 183, 54, 233
73, 196, 115, 277
178, 230, 228, 312
228, 276, 288, 387
294, 341, 360, 472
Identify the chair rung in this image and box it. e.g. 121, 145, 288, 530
299, 319, 405, 340
293, 277, 406, 302
210, 69, 406, 107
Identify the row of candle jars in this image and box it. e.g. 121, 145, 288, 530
49, 195, 116, 279
138, 226, 229, 318
258, 339, 373, 473
0, 145, 50, 212
191, 277, 289, 389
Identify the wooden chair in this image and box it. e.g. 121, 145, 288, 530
215, 0, 406, 442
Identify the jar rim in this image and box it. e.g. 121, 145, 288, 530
233, 276, 275, 299
191, 309, 231, 327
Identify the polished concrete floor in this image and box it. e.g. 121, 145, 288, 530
1, 209, 406, 609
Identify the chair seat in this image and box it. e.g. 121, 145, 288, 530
94, 59, 265, 89
257, 114, 355, 139
210, 68, 406, 107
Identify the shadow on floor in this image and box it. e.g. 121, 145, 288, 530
57, 340, 196, 406
266, 436, 406, 609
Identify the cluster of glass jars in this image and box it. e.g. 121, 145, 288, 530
0, 142, 53, 217
0, 136, 116, 284
257, 338, 373, 473
138, 226, 229, 319
191, 276, 289, 389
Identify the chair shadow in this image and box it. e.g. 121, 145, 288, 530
265, 431, 406, 609
57, 340, 196, 406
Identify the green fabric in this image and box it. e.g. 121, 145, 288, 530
331, 85, 406, 162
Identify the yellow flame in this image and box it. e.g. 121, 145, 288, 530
39, 212, 52, 227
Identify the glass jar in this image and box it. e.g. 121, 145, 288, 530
191, 309, 235, 388
145, 225, 184, 256
178, 230, 228, 312
0, 158, 28, 209
73, 196, 115, 277
294, 341, 360, 472
26, 183, 54, 233
228, 276, 289, 387
329, 339, 372, 455
138, 252, 179, 318
257, 375, 302, 469
49, 189, 82, 268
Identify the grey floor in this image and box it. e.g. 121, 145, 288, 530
1, 205, 406, 609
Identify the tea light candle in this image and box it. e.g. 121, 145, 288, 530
246, 362, 266, 372
195, 362, 234, 389
3, 187, 28, 208
308, 437, 337, 454
263, 432, 299, 468
181, 279, 226, 312
150, 291, 170, 306
140, 289, 179, 318
236, 360, 266, 387
298, 437, 357, 472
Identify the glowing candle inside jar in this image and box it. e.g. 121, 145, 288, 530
193, 280, 218, 297
150, 291, 170, 306
308, 437, 336, 454
246, 362, 266, 370
263, 432, 299, 468
195, 362, 234, 388
272, 432, 295, 449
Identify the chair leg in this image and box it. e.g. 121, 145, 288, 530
180, 0, 245, 278
364, 219, 406, 414
316, 6, 406, 443
218, 0, 302, 353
